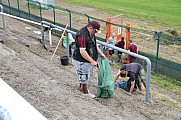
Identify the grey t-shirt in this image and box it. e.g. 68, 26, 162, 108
120, 63, 143, 75
107, 37, 115, 50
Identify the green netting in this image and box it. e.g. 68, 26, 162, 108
139, 51, 181, 81
97, 58, 114, 98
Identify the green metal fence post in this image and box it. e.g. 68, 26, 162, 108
51, 5, 55, 25
17, 0, 20, 17
85, 14, 90, 23
66, 9, 71, 30
7, 0, 11, 14
37, 1, 42, 21
155, 31, 161, 73
28, 0, 30, 19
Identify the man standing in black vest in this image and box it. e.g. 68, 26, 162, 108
72, 21, 105, 98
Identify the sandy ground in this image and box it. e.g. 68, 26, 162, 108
0, 14, 181, 120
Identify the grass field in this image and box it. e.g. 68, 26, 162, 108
64, 0, 181, 30
151, 73, 181, 96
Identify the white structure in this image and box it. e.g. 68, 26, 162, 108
37, 0, 54, 7
0, 78, 47, 120
31, 0, 54, 8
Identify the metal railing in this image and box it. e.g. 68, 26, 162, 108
41, 21, 152, 103
0, 4, 5, 30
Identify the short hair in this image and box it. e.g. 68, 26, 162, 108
129, 40, 133, 43
120, 70, 126, 77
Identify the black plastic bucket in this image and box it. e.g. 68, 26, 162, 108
60, 56, 69, 65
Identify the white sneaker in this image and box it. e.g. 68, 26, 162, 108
83, 92, 96, 98
88, 92, 96, 98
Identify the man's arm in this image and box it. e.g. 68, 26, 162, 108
128, 73, 136, 93
136, 45, 138, 54
142, 80, 146, 89
97, 44, 105, 57
80, 48, 97, 67
114, 70, 121, 83
77, 35, 97, 67
129, 81, 135, 93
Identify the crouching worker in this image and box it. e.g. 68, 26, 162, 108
114, 63, 146, 93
